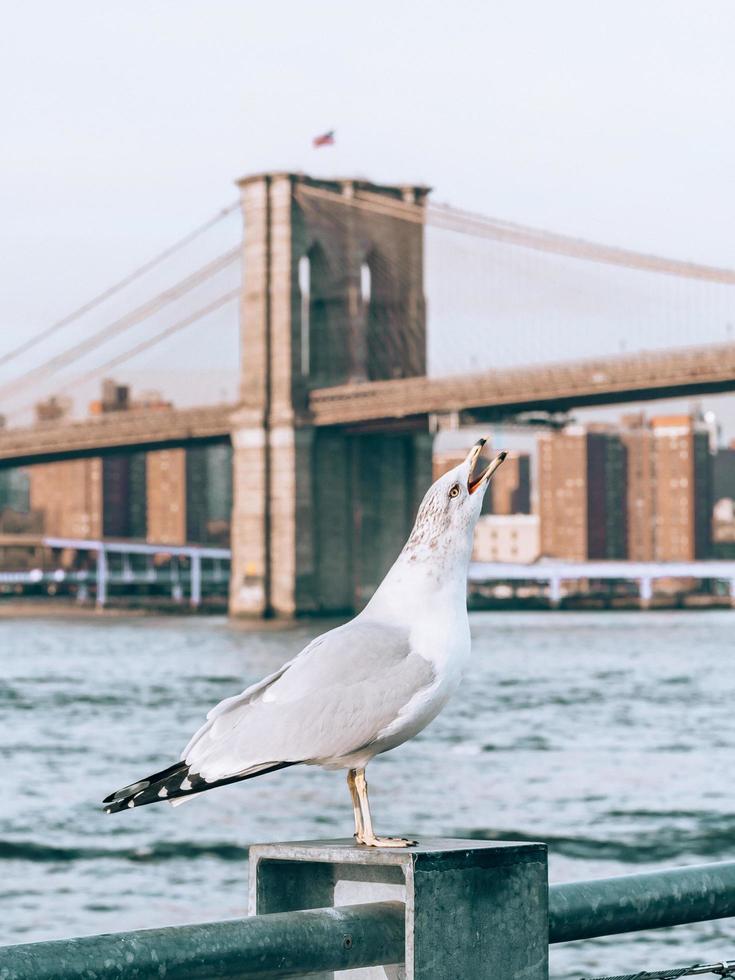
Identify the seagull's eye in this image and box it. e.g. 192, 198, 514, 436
448, 484, 461, 499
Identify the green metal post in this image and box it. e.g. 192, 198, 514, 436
250, 837, 549, 980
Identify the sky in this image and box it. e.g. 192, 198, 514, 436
2, 1, 735, 429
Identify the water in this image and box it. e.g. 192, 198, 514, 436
1, 610, 733, 978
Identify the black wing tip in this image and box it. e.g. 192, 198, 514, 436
102, 761, 189, 812
102, 781, 149, 806
101, 760, 298, 814
103, 796, 139, 815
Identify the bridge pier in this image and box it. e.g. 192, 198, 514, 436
229, 172, 431, 618
229, 416, 431, 617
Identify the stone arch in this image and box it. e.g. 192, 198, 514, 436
300, 240, 349, 385
363, 247, 407, 381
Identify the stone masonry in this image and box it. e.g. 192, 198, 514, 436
229, 173, 432, 617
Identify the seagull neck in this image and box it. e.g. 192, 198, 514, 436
364, 535, 472, 621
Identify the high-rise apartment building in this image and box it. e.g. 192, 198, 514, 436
29, 458, 103, 538
28, 381, 184, 542
713, 445, 735, 504
620, 413, 655, 560
650, 415, 711, 560
487, 452, 531, 515
102, 453, 147, 538
620, 413, 712, 561
538, 425, 627, 560
185, 444, 233, 546
146, 449, 187, 545
0, 468, 30, 514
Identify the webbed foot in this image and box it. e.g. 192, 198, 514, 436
355, 833, 417, 848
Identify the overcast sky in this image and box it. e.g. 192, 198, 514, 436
2, 1, 735, 427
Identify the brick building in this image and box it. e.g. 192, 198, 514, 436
29, 458, 103, 539
650, 415, 711, 560
473, 514, 540, 563
487, 452, 531, 515
620, 413, 656, 560
538, 425, 627, 560
146, 449, 186, 544
146, 445, 233, 546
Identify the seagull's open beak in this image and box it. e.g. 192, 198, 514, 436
467, 440, 507, 495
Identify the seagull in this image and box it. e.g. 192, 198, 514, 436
103, 440, 506, 847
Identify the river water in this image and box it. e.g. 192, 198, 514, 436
1, 610, 733, 978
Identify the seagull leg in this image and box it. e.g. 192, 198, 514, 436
353, 767, 416, 848
347, 769, 364, 841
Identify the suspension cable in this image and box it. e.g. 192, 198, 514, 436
295, 183, 735, 284
3, 289, 240, 425
0, 248, 239, 403
0, 201, 239, 370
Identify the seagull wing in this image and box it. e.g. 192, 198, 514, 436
183, 618, 435, 783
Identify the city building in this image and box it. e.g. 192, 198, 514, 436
620, 412, 713, 561
89, 380, 174, 416
473, 514, 540, 563
102, 453, 147, 538
146, 444, 232, 546
146, 449, 186, 544
712, 497, 735, 558
713, 445, 735, 504
29, 458, 103, 538
650, 415, 711, 560
26, 381, 187, 542
192, 443, 233, 546
0, 468, 30, 514
620, 413, 656, 560
0, 467, 39, 541
34, 395, 72, 423
487, 452, 531, 515
538, 425, 627, 560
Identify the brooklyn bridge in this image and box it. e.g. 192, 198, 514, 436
2, 171, 734, 615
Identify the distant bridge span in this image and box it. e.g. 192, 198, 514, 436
2, 340, 735, 467
310, 339, 735, 426
0, 404, 233, 468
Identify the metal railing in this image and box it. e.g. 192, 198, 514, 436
1, 853, 733, 979
549, 861, 735, 942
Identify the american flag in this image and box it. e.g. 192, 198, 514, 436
313, 130, 335, 148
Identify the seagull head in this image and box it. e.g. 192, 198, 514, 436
404, 440, 507, 561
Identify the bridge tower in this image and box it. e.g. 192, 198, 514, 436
230, 172, 432, 616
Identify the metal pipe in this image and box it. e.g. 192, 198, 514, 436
190, 551, 202, 608
3, 861, 735, 977
0, 902, 405, 980
95, 546, 107, 608
549, 861, 735, 943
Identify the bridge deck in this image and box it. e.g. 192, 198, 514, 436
309, 340, 735, 425
2, 342, 735, 465
0, 404, 233, 467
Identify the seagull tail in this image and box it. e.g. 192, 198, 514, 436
102, 760, 295, 814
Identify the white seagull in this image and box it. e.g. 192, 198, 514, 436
104, 440, 506, 847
